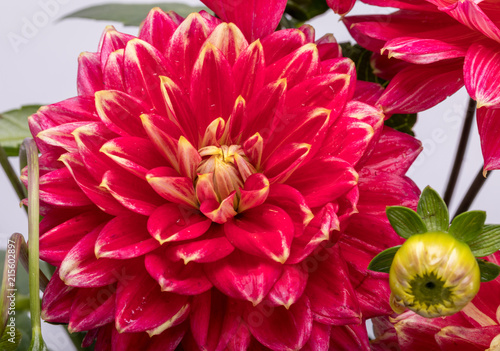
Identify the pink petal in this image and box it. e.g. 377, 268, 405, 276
103, 49, 126, 91
464, 42, 500, 108
302, 322, 330, 351
147, 203, 211, 244
148, 323, 188, 351
204, 251, 283, 305
115, 270, 190, 335
263, 143, 311, 184
177, 136, 201, 180
138, 8, 182, 56
145, 253, 212, 295
36, 121, 90, 153
233, 40, 265, 100
329, 323, 370, 351
382, 37, 467, 64
378, 59, 464, 114
98, 26, 135, 67
95, 214, 159, 259
267, 264, 308, 308
206, 22, 249, 66
200, 0, 287, 41
353, 81, 385, 106
200, 192, 238, 224
245, 295, 312, 351
147, 165, 201, 207
38, 167, 93, 207
77, 51, 103, 96
477, 107, 500, 172
316, 34, 341, 61
261, 28, 307, 65
327, 0, 356, 15
41, 269, 76, 323
68, 286, 116, 332
238, 173, 270, 212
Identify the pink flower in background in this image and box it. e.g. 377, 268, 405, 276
372, 252, 500, 351
342, 0, 500, 173
27, 1, 421, 349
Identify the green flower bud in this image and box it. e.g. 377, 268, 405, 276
389, 231, 480, 318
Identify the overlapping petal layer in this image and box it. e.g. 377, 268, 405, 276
31, 3, 422, 350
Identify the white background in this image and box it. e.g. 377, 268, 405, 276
1, 0, 499, 349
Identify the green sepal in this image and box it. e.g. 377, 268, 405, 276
285, 0, 330, 22
469, 224, 500, 257
368, 246, 401, 273
0, 105, 40, 157
63, 3, 209, 26
476, 259, 500, 282
417, 186, 449, 232
384, 113, 417, 137
386, 206, 427, 239
0, 327, 21, 351
449, 210, 486, 243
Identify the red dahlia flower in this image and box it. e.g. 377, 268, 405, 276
26, 1, 421, 350
372, 252, 500, 351
343, 0, 500, 173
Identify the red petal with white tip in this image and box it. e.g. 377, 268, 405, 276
103, 49, 125, 91
36, 121, 89, 152
145, 253, 212, 295
327, 0, 355, 15
39, 167, 93, 207
147, 203, 211, 244
115, 271, 190, 335
263, 143, 311, 184
78, 52, 103, 96
95, 214, 159, 259
204, 251, 283, 305
98, 26, 135, 67
206, 23, 248, 66
200, 192, 238, 224
225, 204, 294, 263
233, 41, 265, 100
261, 28, 306, 65
477, 106, 500, 172
139, 8, 182, 56
238, 173, 270, 213
303, 322, 330, 351
69, 286, 116, 332
267, 264, 308, 308
41, 269, 76, 323
147, 167, 198, 208
330, 323, 370, 351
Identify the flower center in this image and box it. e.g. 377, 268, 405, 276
197, 145, 256, 201
407, 271, 455, 309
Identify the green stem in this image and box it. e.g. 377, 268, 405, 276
454, 166, 491, 218
0, 145, 27, 206
443, 98, 476, 206
25, 138, 48, 351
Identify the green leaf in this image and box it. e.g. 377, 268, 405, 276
0, 106, 40, 157
449, 210, 486, 243
63, 3, 209, 26
0, 327, 21, 351
384, 113, 417, 136
469, 224, 500, 257
386, 206, 427, 239
285, 0, 330, 22
339, 43, 386, 85
417, 186, 449, 232
368, 246, 401, 273
477, 259, 500, 282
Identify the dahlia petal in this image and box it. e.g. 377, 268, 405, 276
241, 132, 263, 169
141, 112, 184, 170
200, 192, 238, 224
341, 100, 384, 132
464, 42, 500, 109
437, 325, 500, 350
145, 253, 212, 295
361, 126, 422, 176
327, 0, 355, 15
233, 41, 265, 100
77, 51, 103, 96
263, 143, 311, 184
59, 224, 133, 287
95, 90, 149, 137
147, 203, 211, 244
115, 271, 190, 335
40, 210, 110, 266
303, 322, 330, 351
362, 0, 437, 11
109, 327, 150, 351
60, 153, 128, 216
165, 226, 235, 264
166, 13, 212, 86
200, 117, 226, 148
95, 214, 159, 259
299, 24, 315, 43
477, 107, 500, 172
98, 26, 135, 67
266, 184, 314, 237
100, 137, 165, 179
286, 73, 351, 119
72, 122, 120, 181
265, 43, 319, 88
68, 286, 116, 332
267, 265, 308, 308
190, 42, 234, 133
226, 322, 252, 351
370, 51, 412, 80
261, 28, 307, 65
39, 167, 93, 207
245, 295, 312, 351
206, 22, 249, 66
103, 49, 126, 91
31, 96, 98, 129
204, 251, 283, 305
306, 244, 361, 325
146, 167, 198, 208
148, 323, 187, 351
316, 34, 341, 61
329, 323, 370, 351
139, 8, 182, 56
225, 204, 294, 263
352, 81, 385, 106
287, 157, 358, 208
41, 269, 76, 323
124, 38, 172, 114
382, 37, 467, 64
378, 59, 464, 114
195, 172, 218, 204
36, 121, 89, 152
287, 203, 339, 264
201, 0, 287, 41
238, 173, 270, 212
178, 136, 202, 180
